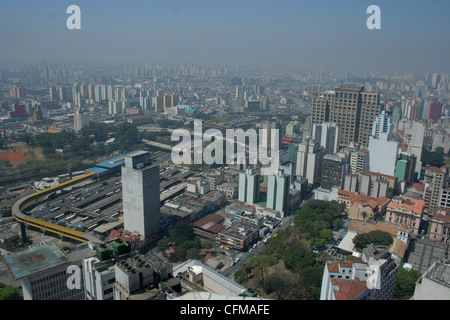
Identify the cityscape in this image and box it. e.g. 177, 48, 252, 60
0, 0, 449, 308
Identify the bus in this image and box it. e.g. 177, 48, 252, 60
94, 208, 101, 213
54, 214, 65, 221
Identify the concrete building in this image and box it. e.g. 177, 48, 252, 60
238, 168, 261, 205
371, 110, 392, 140
217, 221, 259, 251
83, 256, 116, 300
368, 131, 399, 177
350, 147, 369, 174
312, 122, 340, 154
423, 166, 449, 216
320, 244, 398, 300
311, 84, 383, 147
74, 111, 90, 132
113, 253, 173, 300
321, 153, 348, 190
122, 151, 160, 244
3, 243, 95, 300
428, 207, 450, 242
413, 258, 450, 300
296, 137, 324, 185
343, 170, 397, 199
385, 196, 425, 236
172, 259, 250, 298
266, 169, 290, 217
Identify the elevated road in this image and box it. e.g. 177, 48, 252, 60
11, 173, 96, 242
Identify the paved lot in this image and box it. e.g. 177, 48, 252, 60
404, 238, 447, 275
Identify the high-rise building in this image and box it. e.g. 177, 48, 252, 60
74, 111, 90, 132
423, 165, 449, 216
321, 153, 348, 190
311, 84, 383, 147
368, 131, 399, 177
266, 169, 290, 217
238, 168, 260, 205
371, 110, 392, 140
426, 101, 443, 122
9, 86, 26, 98
349, 144, 369, 174
295, 138, 324, 185
122, 151, 160, 243
49, 86, 58, 101
312, 122, 340, 154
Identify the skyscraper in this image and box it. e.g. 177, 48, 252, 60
122, 151, 160, 243
311, 84, 383, 147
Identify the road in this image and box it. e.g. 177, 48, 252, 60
221, 214, 295, 278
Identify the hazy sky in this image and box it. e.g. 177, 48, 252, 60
0, 0, 449, 73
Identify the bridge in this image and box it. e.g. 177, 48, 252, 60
12, 173, 97, 243
143, 139, 173, 151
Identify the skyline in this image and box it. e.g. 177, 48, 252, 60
0, 0, 449, 74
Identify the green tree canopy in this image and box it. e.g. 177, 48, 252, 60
352, 230, 393, 249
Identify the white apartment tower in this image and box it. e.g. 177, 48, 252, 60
296, 137, 324, 185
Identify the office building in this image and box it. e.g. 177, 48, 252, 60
426, 101, 443, 122
423, 165, 449, 216
238, 168, 260, 205
122, 151, 160, 243
343, 170, 397, 199
367, 132, 399, 177
83, 256, 116, 300
350, 147, 369, 174
3, 243, 94, 300
311, 84, 383, 147
321, 153, 347, 190
266, 169, 290, 217
312, 122, 340, 154
371, 110, 392, 140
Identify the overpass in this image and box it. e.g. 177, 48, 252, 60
143, 139, 173, 151
12, 173, 97, 243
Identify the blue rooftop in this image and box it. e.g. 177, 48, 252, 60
3, 244, 70, 279
95, 151, 138, 169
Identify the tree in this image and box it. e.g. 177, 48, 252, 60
421, 147, 444, 167
0, 283, 21, 300
298, 266, 323, 300
393, 265, 420, 300
352, 230, 393, 249
263, 273, 298, 299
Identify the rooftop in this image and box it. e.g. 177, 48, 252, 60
3, 244, 69, 279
